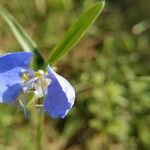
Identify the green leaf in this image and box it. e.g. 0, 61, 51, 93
48, 1, 105, 65
0, 5, 45, 69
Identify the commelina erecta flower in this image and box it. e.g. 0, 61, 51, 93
0, 52, 75, 118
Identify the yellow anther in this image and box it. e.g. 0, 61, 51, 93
35, 72, 42, 79
22, 73, 30, 81
35, 70, 44, 79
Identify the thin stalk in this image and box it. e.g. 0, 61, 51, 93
36, 110, 44, 150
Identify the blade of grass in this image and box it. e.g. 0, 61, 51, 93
0, 5, 45, 69
47, 1, 105, 66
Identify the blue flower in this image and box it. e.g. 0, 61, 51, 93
0, 52, 75, 118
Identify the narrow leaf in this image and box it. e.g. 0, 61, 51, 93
0, 5, 44, 69
48, 1, 105, 65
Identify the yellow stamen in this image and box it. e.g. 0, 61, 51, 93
22, 73, 30, 81
35, 70, 44, 79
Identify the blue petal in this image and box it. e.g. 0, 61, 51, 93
0, 52, 33, 103
0, 52, 33, 73
0, 67, 25, 103
44, 65, 75, 118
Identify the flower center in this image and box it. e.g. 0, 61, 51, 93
22, 70, 51, 98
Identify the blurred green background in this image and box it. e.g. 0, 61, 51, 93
0, 0, 150, 150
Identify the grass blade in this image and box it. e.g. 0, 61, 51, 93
48, 1, 105, 65
0, 5, 44, 69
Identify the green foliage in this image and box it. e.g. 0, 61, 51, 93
48, 2, 105, 65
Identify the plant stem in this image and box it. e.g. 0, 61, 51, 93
36, 111, 44, 150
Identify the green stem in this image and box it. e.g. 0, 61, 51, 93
35, 111, 44, 150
